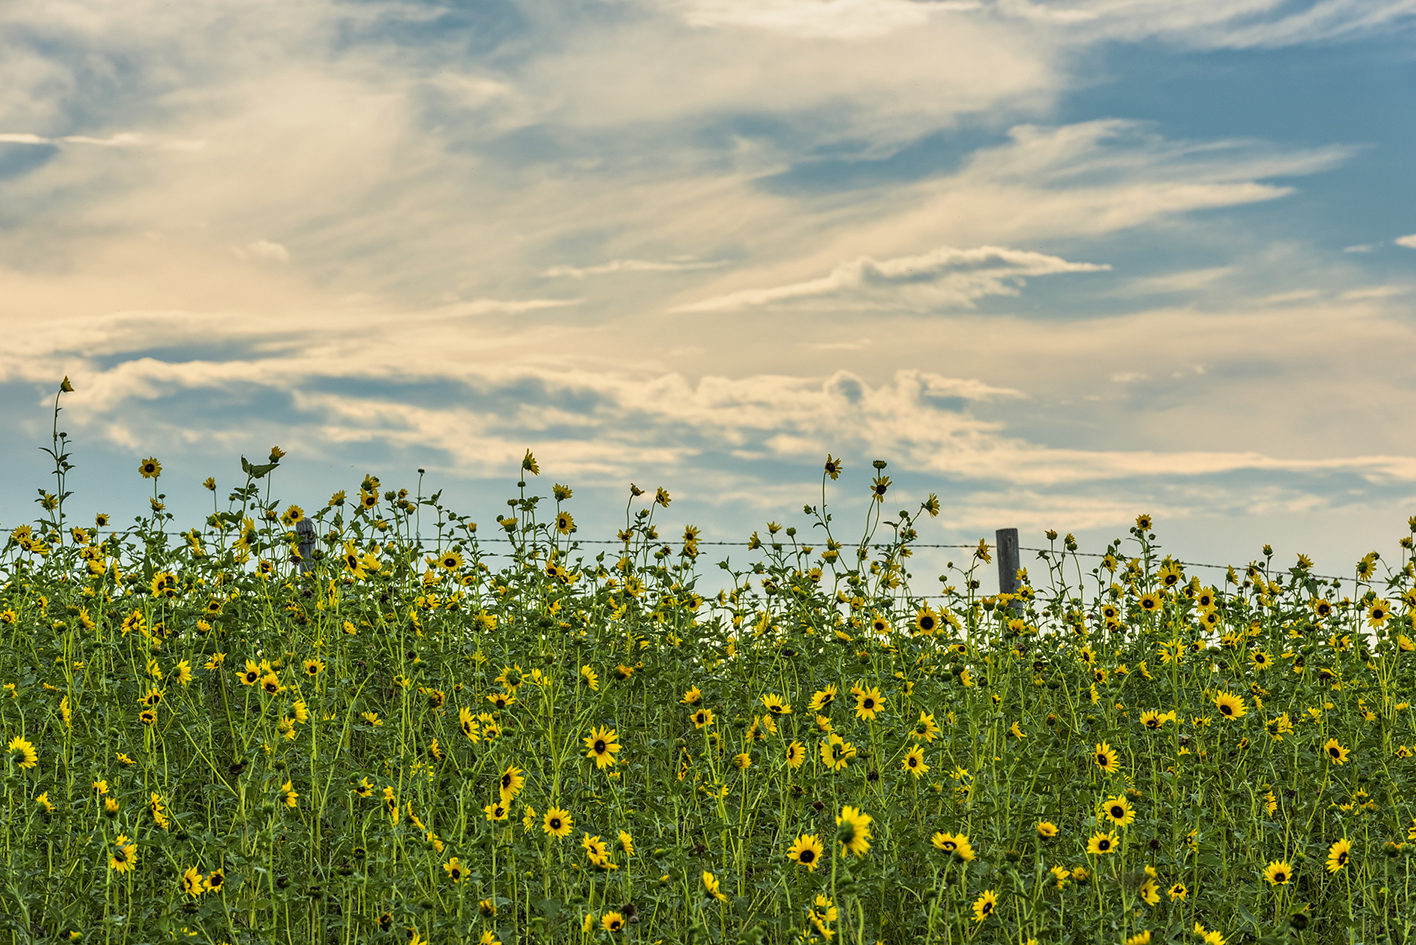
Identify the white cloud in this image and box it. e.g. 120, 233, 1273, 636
234, 240, 290, 264
991, 0, 1416, 49
542, 259, 726, 279
673, 245, 1108, 312
1396, 234, 1416, 249
430, 298, 582, 316
675, 0, 981, 39
0, 131, 202, 150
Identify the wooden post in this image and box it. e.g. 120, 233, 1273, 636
296, 519, 316, 574
995, 528, 1020, 598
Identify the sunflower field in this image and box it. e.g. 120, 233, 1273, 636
3, 390, 1416, 945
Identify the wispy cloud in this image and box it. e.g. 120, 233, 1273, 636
1397, 234, 1416, 249
672, 245, 1108, 312
0, 131, 203, 150
233, 240, 290, 264
541, 259, 726, 279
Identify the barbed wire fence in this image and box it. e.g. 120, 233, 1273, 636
0, 523, 1363, 596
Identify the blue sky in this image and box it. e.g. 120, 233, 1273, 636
2, 0, 1415, 588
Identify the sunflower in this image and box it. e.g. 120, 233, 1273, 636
1324, 738, 1350, 765
702, 870, 728, 902
1093, 742, 1120, 774
443, 857, 466, 882
484, 801, 509, 821
1167, 883, 1186, 901
458, 707, 480, 742
487, 690, 516, 711
1036, 820, 1059, 839
302, 658, 324, 678
1100, 795, 1135, 828
785, 740, 805, 769
555, 512, 574, 535
1138, 591, 1160, 613
787, 833, 824, 871
732, 752, 752, 770
692, 708, 714, 729
680, 686, 702, 705
1193, 923, 1223, 945
7, 735, 37, 770
138, 457, 162, 478
1086, 831, 1119, 855
281, 780, 298, 809
182, 866, 205, 897
913, 606, 938, 635
544, 806, 573, 838
1326, 837, 1351, 873
808, 685, 838, 712
1369, 600, 1390, 625
619, 831, 634, 856
836, 806, 872, 857
971, 889, 998, 923
820, 734, 856, 771
930, 831, 975, 861
853, 685, 884, 721
1140, 878, 1160, 905
824, 455, 842, 480
239, 660, 261, 686
479, 932, 501, 945
902, 747, 928, 778
601, 912, 625, 933
110, 834, 137, 873
1263, 860, 1292, 885
583, 726, 621, 770
911, 711, 939, 742
760, 693, 791, 716
1214, 691, 1246, 720
870, 613, 890, 636
499, 766, 525, 802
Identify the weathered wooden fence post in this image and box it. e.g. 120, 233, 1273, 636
995, 527, 1020, 598
296, 519, 316, 574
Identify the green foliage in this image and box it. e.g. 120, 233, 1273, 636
1, 412, 1415, 944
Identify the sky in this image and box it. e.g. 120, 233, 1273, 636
2, 0, 1415, 591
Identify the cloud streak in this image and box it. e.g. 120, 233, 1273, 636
541, 259, 727, 279
673, 245, 1108, 312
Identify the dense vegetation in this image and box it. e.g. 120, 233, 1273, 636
3, 381, 1414, 945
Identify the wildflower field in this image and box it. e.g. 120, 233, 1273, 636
4, 385, 1416, 945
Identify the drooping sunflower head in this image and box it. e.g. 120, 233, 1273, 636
836, 805, 873, 857
8, 735, 37, 770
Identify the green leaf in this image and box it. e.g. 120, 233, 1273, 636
241, 456, 280, 479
